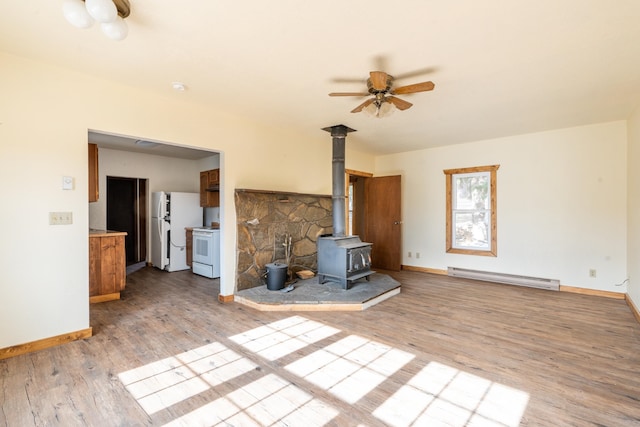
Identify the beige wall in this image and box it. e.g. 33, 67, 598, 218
627, 106, 640, 308
375, 121, 628, 292
0, 52, 374, 349
2, 48, 635, 350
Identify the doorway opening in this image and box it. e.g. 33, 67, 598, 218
107, 176, 147, 269
346, 169, 402, 271
347, 169, 371, 236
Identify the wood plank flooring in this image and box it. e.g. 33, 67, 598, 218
1, 267, 639, 426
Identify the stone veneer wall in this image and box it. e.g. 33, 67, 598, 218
235, 189, 333, 291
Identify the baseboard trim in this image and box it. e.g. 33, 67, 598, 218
626, 294, 640, 324
403, 266, 638, 323
402, 265, 448, 275
0, 327, 93, 361
404, 267, 628, 300
218, 294, 234, 304
90, 292, 120, 304
559, 285, 625, 299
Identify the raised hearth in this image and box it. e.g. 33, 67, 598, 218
234, 273, 400, 311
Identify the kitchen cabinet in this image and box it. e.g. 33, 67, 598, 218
88, 143, 99, 202
89, 230, 127, 303
200, 169, 220, 207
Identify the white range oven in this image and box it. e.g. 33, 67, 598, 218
192, 228, 220, 278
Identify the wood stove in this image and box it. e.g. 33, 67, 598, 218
317, 235, 373, 289
317, 125, 375, 289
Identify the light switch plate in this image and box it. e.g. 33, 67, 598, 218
49, 212, 73, 225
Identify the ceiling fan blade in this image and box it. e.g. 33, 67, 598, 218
386, 96, 413, 111
393, 66, 438, 80
331, 77, 367, 84
328, 92, 370, 97
351, 98, 375, 113
369, 71, 389, 91
392, 81, 435, 95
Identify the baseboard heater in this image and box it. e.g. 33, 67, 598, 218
447, 267, 560, 291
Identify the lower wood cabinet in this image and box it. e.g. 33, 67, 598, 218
89, 231, 127, 303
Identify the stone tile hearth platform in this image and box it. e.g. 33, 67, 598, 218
234, 273, 401, 311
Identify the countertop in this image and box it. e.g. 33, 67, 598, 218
186, 225, 219, 231
89, 229, 128, 238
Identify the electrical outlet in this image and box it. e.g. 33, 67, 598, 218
589, 269, 597, 278
408, 252, 412, 258
49, 212, 73, 225
416, 252, 421, 259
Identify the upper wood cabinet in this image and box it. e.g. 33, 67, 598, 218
200, 169, 220, 207
88, 143, 99, 202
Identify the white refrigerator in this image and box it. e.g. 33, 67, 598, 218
151, 191, 202, 272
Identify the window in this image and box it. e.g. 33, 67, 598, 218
443, 165, 499, 256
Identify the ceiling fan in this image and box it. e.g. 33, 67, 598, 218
329, 71, 435, 117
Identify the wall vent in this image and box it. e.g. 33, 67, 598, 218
447, 267, 560, 291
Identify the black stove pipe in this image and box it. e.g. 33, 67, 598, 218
322, 125, 356, 237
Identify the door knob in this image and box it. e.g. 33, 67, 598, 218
394, 221, 403, 225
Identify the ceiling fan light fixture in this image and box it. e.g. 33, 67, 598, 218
330, 70, 434, 116
363, 99, 396, 118
377, 101, 396, 117
362, 102, 377, 117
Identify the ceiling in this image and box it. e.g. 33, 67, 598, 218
3, 1, 640, 155
88, 131, 217, 160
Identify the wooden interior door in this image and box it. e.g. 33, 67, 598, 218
364, 175, 402, 271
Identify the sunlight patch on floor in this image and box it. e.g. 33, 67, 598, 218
118, 342, 257, 415
285, 334, 415, 404
163, 373, 339, 426
119, 316, 529, 426
229, 315, 340, 361
373, 361, 530, 426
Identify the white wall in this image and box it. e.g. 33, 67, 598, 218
627, 107, 640, 307
89, 147, 215, 230
376, 121, 628, 292
1, 51, 373, 349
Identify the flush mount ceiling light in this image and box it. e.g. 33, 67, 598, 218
171, 82, 187, 91
135, 140, 158, 148
63, 0, 131, 41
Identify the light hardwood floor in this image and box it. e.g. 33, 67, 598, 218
1, 267, 639, 426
